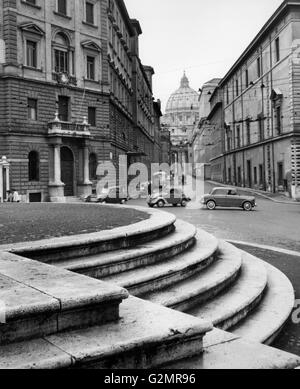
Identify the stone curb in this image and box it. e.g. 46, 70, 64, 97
227, 240, 300, 258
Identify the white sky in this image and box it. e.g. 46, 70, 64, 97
125, 0, 284, 112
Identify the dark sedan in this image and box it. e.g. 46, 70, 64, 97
200, 187, 257, 211
147, 187, 191, 208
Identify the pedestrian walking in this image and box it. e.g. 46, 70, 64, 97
12, 189, 20, 203
147, 181, 152, 196
6, 190, 13, 202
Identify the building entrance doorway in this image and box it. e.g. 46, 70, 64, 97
247, 160, 252, 188
61, 147, 74, 196
2, 168, 7, 201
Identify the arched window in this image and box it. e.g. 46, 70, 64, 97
89, 153, 97, 180
28, 151, 39, 182
53, 32, 73, 74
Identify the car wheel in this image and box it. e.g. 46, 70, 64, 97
243, 201, 253, 211
206, 200, 216, 210
157, 200, 165, 208
181, 200, 187, 207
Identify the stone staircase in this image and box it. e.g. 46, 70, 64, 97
0, 206, 299, 369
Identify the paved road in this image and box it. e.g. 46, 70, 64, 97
128, 186, 300, 356
129, 180, 300, 252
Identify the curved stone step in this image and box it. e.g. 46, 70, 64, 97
142, 240, 242, 311
231, 262, 295, 345
7, 208, 176, 263
55, 220, 197, 278
187, 249, 268, 331
103, 228, 219, 296
0, 297, 213, 369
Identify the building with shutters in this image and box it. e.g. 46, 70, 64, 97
216, 0, 300, 200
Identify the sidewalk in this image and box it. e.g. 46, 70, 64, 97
207, 180, 300, 205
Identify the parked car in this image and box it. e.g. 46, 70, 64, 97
85, 186, 128, 205
200, 187, 256, 211
147, 187, 191, 208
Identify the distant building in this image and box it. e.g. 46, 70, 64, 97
190, 79, 221, 178
161, 73, 199, 172
206, 86, 225, 182
0, 0, 161, 202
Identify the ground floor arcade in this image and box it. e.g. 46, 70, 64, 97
209, 136, 300, 201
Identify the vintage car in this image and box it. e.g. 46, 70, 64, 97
147, 187, 191, 208
200, 187, 257, 211
85, 186, 128, 205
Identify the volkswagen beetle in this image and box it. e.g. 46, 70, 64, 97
147, 187, 191, 208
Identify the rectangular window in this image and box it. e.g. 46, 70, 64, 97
86, 2, 94, 24
276, 106, 282, 135
236, 79, 239, 97
28, 98, 37, 121
258, 114, 264, 141
257, 57, 261, 78
58, 96, 69, 122
57, 0, 67, 15
88, 107, 96, 127
87, 56, 95, 80
227, 128, 232, 151
246, 120, 251, 144
275, 37, 280, 63
55, 50, 69, 73
245, 69, 249, 88
226, 87, 229, 105
236, 126, 241, 148
26, 40, 37, 68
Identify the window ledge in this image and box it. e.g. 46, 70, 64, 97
21, 1, 41, 10
23, 65, 43, 72
82, 21, 98, 29
84, 78, 100, 84
53, 11, 72, 20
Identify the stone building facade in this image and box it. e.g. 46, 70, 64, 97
214, 0, 300, 200
107, 1, 161, 180
206, 86, 225, 182
190, 78, 221, 178
0, 0, 161, 202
